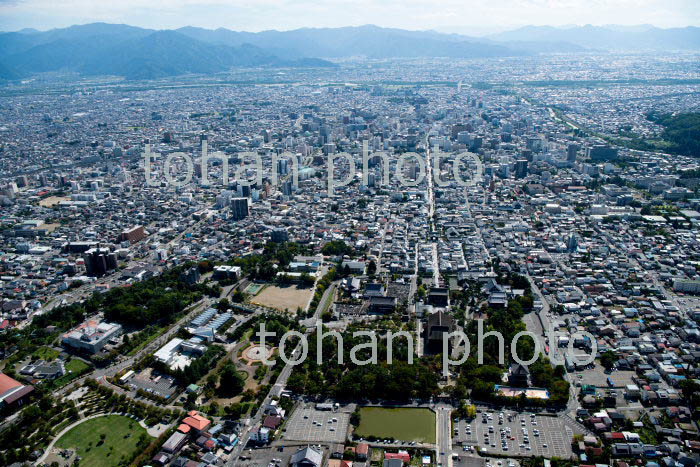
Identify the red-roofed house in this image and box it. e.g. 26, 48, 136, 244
385, 451, 411, 463
585, 446, 604, 458
356, 443, 369, 461
263, 415, 282, 430
604, 432, 626, 443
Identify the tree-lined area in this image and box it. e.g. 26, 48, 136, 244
647, 112, 700, 157
0, 263, 219, 374
230, 241, 311, 281
286, 325, 440, 401
452, 271, 570, 407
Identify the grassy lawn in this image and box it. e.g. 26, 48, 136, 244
355, 407, 436, 443
51, 358, 92, 388
318, 284, 335, 314
33, 346, 61, 361
55, 415, 150, 466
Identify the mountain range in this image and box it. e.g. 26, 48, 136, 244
0, 23, 338, 81
0, 23, 698, 81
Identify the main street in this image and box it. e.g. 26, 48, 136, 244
436, 404, 453, 467
425, 133, 440, 286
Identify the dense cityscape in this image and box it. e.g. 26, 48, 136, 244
0, 16, 699, 467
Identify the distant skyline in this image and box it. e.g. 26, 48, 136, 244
0, 0, 698, 34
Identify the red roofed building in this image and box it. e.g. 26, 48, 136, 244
585, 446, 604, 458
182, 410, 211, 433
356, 443, 369, 461
263, 415, 282, 430
0, 372, 33, 409
384, 451, 411, 463
203, 439, 216, 451
604, 432, 626, 443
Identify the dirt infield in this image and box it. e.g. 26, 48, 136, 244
251, 284, 313, 312
39, 196, 69, 207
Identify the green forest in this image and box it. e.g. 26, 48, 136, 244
647, 112, 700, 157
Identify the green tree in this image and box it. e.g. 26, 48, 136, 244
232, 289, 245, 303
367, 260, 377, 276
600, 351, 617, 370
218, 363, 245, 397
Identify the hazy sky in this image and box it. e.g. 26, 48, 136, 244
1, 0, 698, 33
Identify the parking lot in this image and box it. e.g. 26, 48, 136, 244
237, 444, 318, 467
453, 412, 574, 459
283, 405, 350, 443
126, 369, 179, 400
573, 365, 637, 388
453, 455, 520, 467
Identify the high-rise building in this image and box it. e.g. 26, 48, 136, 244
237, 184, 251, 198
526, 137, 543, 153
367, 173, 376, 188
277, 158, 289, 175
567, 143, 579, 162
323, 143, 335, 155
230, 198, 249, 221
84, 248, 118, 277
409, 161, 418, 181
515, 159, 529, 179
117, 225, 146, 244
588, 145, 618, 161
216, 190, 235, 209
281, 180, 293, 196
457, 131, 471, 145
271, 228, 289, 243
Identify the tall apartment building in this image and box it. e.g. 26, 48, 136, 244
230, 197, 249, 221
84, 247, 117, 277
117, 225, 146, 244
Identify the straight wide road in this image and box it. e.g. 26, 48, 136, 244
437, 405, 453, 467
